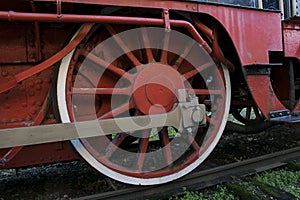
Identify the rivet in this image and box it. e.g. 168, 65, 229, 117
35, 79, 43, 84
29, 82, 34, 87
29, 90, 35, 96
29, 54, 35, 59
30, 101, 36, 106
73, 105, 78, 113
46, 78, 52, 83
19, 86, 25, 92
37, 101, 43, 106
30, 109, 36, 115
25, 116, 32, 121
35, 85, 42, 91
2, 71, 8, 77
192, 110, 202, 123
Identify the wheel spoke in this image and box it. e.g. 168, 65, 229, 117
206, 116, 217, 127
172, 40, 195, 69
103, 133, 128, 159
75, 67, 98, 88
183, 61, 215, 80
190, 89, 223, 95
189, 134, 201, 152
72, 87, 131, 95
99, 101, 134, 119
160, 32, 170, 64
253, 106, 261, 119
246, 107, 251, 120
140, 27, 155, 63
159, 127, 173, 166
182, 134, 200, 152
105, 24, 141, 66
137, 129, 151, 172
82, 50, 133, 82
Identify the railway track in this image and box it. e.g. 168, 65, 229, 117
75, 146, 300, 200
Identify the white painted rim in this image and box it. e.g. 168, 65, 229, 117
56, 26, 231, 185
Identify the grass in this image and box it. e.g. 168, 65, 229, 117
0, 169, 15, 175
169, 186, 236, 200
254, 169, 300, 198
227, 114, 244, 125
169, 165, 300, 200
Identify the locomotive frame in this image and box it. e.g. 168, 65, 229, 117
0, 0, 299, 185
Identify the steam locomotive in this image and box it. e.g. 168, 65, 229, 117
0, 0, 299, 185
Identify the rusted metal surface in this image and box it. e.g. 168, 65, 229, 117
0, 72, 54, 166
283, 17, 300, 60
0, 22, 73, 64
0, 23, 30, 63
0, 23, 93, 94
30, 1, 42, 62
0, 142, 77, 169
0, 147, 23, 166
0, 11, 212, 53
0, 66, 53, 126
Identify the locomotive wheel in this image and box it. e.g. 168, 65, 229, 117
232, 106, 265, 125
57, 24, 231, 185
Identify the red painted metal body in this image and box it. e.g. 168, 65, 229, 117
283, 17, 300, 60
198, 4, 283, 65
282, 17, 300, 113
0, 0, 299, 175
0, 142, 77, 169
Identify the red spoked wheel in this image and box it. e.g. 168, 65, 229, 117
57, 24, 231, 185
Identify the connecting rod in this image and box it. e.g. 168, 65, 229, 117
0, 91, 206, 149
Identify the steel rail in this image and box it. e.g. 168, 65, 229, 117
74, 146, 300, 200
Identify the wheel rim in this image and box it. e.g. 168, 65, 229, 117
57, 25, 231, 185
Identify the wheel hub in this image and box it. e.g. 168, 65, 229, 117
133, 63, 185, 114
